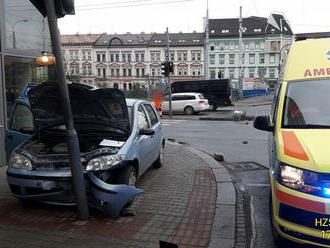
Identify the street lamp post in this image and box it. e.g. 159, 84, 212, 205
12, 19, 28, 49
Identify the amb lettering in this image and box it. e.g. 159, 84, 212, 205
304, 68, 330, 77
315, 218, 330, 227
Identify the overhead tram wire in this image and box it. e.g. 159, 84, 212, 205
76, 0, 194, 11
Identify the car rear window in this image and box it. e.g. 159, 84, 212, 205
199, 94, 204, 100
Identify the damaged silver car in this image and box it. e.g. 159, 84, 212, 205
5, 82, 165, 217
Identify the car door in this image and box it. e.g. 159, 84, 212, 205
135, 104, 154, 175
269, 85, 282, 170
5, 100, 34, 161
171, 95, 182, 112
143, 103, 162, 163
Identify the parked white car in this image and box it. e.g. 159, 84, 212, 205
162, 93, 209, 115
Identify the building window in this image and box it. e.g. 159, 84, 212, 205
191, 52, 196, 61
110, 54, 114, 62
229, 54, 235, 64
141, 68, 145, 77
210, 70, 215, 79
128, 68, 132, 76
230, 42, 234, 50
249, 42, 255, 49
210, 46, 214, 51
219, 43, 225, 51
259, 54, 265, 64
152, 68, 155, 76
249, 54, 255, 64
88, 50, 91, 60
197, 68, 201, 76
219, 54, 225, 65
97, 52, 106, 62
183, 52, 187, 61
229, 69, 234, 79
210, 55, 215, 65
141, 53, 145, 62
150, 52, 155, 61
115, 54, 119, 62
123, 68, 126, 76
241, 54, 245, 65
170, 52, 175, 61
135, 52, 140, 62
122, 54, 126, 62
128, 54, 131, 62
269, 68, 275, 78
197, 52, 201, 61
97, 68, 101, 77
116, 68, 120, 76
136, 68, 140, 77
249, 68, 255, 78
178, 52, 182, 61
111, 69, 114, 77
114, 83, 119, 89
269, 54, 275, 63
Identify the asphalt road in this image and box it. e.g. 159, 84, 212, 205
162, 102, 278, 248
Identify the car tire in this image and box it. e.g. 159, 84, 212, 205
184, 106, 194, 115
154, 143, 165, 169
117, 165, 137, 207
209, 104, 217, 111
269, 190, 288, 246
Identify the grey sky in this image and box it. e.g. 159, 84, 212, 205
58, 0, 330, 35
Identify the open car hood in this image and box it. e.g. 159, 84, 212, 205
27, 82, 130, 135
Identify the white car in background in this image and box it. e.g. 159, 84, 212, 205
162, 93, 209, 115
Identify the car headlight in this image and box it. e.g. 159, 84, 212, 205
280, 165, 304, 189
277, 163, 326, 195
86, 154, 125, 171
9, 152, 33, 171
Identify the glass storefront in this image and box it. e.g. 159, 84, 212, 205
0, 0, 53, 164
4, 0, 51, 53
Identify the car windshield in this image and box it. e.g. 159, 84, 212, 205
282, 79, 330, 128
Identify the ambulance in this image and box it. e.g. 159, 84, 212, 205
254, 38, 330, 246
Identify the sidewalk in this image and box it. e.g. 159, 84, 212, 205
0, 142, 235, 248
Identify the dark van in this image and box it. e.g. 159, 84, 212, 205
171, 79, 232, 111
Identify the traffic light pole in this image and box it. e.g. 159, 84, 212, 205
166, 27, 172, 118
44, 0, 89, 220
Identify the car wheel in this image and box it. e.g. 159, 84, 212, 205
117, 165, 137, 207
209, 104, 217, 111
154, 143, 165, 169
269, 190, 288, 246
184, 106, 194, 115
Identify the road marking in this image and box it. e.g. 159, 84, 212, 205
246, 183, 270, 187
162, 120, 186, 126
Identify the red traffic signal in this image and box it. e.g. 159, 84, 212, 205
168, 61, 174, 73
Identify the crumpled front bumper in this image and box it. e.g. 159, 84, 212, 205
7, 167, 144, 217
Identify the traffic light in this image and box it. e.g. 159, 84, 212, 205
29, 0, 75, 18
218, 71, 222, 79
168, 61, 174, 74
161, 62, 169, 77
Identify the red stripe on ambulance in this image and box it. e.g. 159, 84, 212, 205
276, 188, 326, 214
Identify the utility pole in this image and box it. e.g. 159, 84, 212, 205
238, 6, 243, 99
44, 0, 89, 220
165, 27, 172, 118
205, 0, 209, 80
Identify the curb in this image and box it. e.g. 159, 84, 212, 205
168, 141, 236, 248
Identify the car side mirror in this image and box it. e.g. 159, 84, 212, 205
254, 116, 274, 132
20, 127, 36, 134
139, 128, 155, 136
